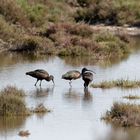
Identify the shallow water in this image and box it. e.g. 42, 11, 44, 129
0, 37, 140, 140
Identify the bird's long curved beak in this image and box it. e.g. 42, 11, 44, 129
52, 79, 55, 85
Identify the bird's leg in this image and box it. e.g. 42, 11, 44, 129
39, 80, 42, 87
84, 83, 87, 89
35, 79, 39, 86
69, 80, 72, 87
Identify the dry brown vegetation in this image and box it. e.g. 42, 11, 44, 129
40, 23, 130, 58
0, 86, 51, 116
103, 102, 140, 127
32, 104, 51, 113
75, 0, 140, 26
123, 95, 140, 100
91, 79, 140, 89
0, 0, 137, 59
0, 86, 29, 116
18, 130, 30, 137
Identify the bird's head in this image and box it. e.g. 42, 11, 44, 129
81, 68, 88, 74
81, 67, 96, 74
49, 75, 55, 84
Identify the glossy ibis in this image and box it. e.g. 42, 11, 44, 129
26, 69, 54, 86
81, 68, 96, 88
62, 70, 81, 86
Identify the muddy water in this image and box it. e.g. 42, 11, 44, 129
0, 37, 140, 140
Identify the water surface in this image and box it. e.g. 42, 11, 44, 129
0, 37, 140, 140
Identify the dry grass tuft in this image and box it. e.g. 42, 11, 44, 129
91, 79, 140, 89
0, 86, 30, 116
32, 104, 51, 113
103, 102, 140, 127
123, 95, 140, 100
18, 130, 30, 137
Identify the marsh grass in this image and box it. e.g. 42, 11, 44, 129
0, 86, 30, 116
103, 102, 140, 127
41, 23, 130, 57
123, 95, 140, 100
0, 0, 134, 58
75, 0, 140, 26
91, 79, 140, 89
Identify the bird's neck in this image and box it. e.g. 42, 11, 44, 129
45, 76, 51, 81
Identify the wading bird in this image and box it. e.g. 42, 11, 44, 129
62, 70, 81, 87
26, 69, 54, 86
81, 68, 96, 89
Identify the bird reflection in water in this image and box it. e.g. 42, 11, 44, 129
32, 85, 55, 98
83, 88, 93, 103
63, 87, 81, 103
63, 87, 93, 104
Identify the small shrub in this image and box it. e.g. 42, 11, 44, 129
12, 36, 40, 52
1, 86, 25, 97
0, 16, 22, 42
0, 86, 29, 116
94, 32, 129, 58
18, 130, 30, 137
17, 0, 46, 26
0, 0, 30, 26
75, 0, 140, 26
32, 104, 51, 113
67, 24, 93, 37
41, 23, 93, 38
103, 102, 140, 127
58, 46, 89, 56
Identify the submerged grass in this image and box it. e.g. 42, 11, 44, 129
103, 102, 140, 127
0, 86, 30, 116
91, 79, 140, 89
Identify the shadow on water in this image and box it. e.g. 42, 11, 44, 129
0, 117, 26, 135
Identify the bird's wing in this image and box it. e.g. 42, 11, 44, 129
34, 69, 49, 78
71, 71, 81, 79
35, 69, 49, 74
63, 70, 80, 79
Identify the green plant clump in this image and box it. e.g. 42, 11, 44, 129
0, 86, 29, 116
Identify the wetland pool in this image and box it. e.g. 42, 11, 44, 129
0, 37, 140, 140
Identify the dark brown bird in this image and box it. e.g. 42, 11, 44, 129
26, 69, 54, 86
62, 70, 81, 86
81, 68, 96, 88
